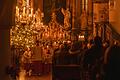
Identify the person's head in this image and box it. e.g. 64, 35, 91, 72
66, 8, 69, 11
94, 36, 102, 47
60, 44, 64, 49
70, 41, 81, 51
90, 39, 94, 45
81, 42, 87, 49
103, 40, 110, 48
25, 46, 30, 51
29, 47, 31, 51
36, 40, 39, 45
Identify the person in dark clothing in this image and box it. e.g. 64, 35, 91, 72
52, 43, 70, 65
83, 36, 104, 80
58, 43, 70, 64
52, 47, 60, 65
84, 36, 103, 64
104, 45, 120, 80
6, 65, 19, 80
68, 41, 81, 64
52, 43, 70, 80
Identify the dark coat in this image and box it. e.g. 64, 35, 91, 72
104, 45, 120, 80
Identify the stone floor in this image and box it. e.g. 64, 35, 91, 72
17, 69, 52, 80
25, 73, 52, 80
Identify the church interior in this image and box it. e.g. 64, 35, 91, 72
0, 0, 120, 80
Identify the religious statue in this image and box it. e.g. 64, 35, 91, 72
49, 11, 58, 29
21, 47, 32, 64
22, 0, 26, 7
35, 8, 44, 23
80, 10, 87, 30
61, 8, 71, 29
51, 12, 57, 22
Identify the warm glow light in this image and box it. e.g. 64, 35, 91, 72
11, 0, 70, 47
27, 0, 29, 7
67, 40, 71, 43
23, 7, 26, 16
79, 35, 84, 39
29, 14, 31, 17
31, 8, 33, 15
33, 14, 35, 18
16, 6, 19, 14
19, 69, 26, 80
82, 0, 84, 10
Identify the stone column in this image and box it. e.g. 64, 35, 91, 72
34, 0, 38, 11
72, 0, 75, 29
0, 28, 11, 80
71, 0, 79, 41
76, 0, 82, 17
66, 0, 70, 8
87, 0, 93, 25
31, 0, 34, 8
38, 0, 43, 11
0, 0, 16, 79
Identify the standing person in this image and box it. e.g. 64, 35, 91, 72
52, 45, 60, 65
104, 45, 120, 80
21, 47, 32, 73
69, 41, 81, 64
83, 36, 104, 80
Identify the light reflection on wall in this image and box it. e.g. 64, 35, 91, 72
113, 0, 120, 34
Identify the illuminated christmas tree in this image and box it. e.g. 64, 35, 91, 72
10, 24, 37, 47
10, 0, 38, 47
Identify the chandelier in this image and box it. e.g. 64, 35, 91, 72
10, 0, 70, 48
10, 0, 43, 47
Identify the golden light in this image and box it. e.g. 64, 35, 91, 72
78, 35, 85, 41
67, 40, 71, 44
19, 69, 26, 80
11, 0, 70, 48
79, 35, 84, 39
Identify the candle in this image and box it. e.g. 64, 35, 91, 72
82, 0, 84, 10
18, 8, 19, 16
23, 7, 26, 16
16, 6, 19, 16
27, 0, 29, 7
31, 8, 33, 16
27, 0, 29, 15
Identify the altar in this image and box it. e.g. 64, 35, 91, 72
24, 61, 51, 76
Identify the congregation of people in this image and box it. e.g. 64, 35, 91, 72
52, 36, 120, 80
8, 36, 120, 80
